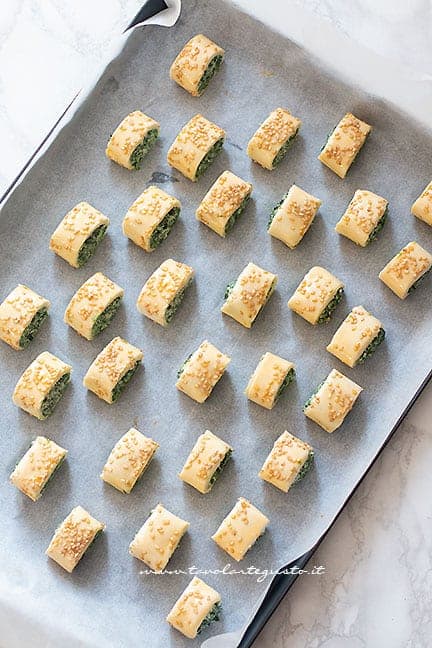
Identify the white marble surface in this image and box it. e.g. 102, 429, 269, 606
0, 2, 431, 647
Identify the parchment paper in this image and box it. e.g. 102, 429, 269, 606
0, 1, 431, 646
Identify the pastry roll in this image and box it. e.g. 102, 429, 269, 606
318, 112, 371, 179
46, 505, 105, 573
212, 497, 269, 561
176, 340, 230, 403
245, 352, 295, 410
64, 272, 124, 340
268, 184, 321, 249
0, 284, 50, 350
247, 108, 301, 170
129, 503, 189, 572
221, 262, 277, 328
411, 180, 432, 226
335, 190, 388, 246
122, 186, 180, 252
106, 110, 159, 170
259, 431, 314, 492
327, 305, 385, 367
13, 351, 72, 420
288, 266, 344, 325
83, 336, 143, 404
170, 34, 224, 97
10, 436, 67, 501
179, 430, 232, 493
167, 114, 225, 181
304, 369, 362, 433
101, 428, 159, 493
195, 170, 253, 237
379, 241, 432, 299
136, 259, 194, 326
49, 201, 109, 268
166, 577, 221, 639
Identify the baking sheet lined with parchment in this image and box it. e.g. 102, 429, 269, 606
0, 1, 431, 646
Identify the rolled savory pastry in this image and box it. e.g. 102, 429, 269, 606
10, 436, 67, 501
303, 369, 362, 433
64, 272, 124, 340
101, 428, 159, 493
49, 201, 109, 268
170, 34, 224, 97
179, 430, 232, 494
195, 170, 253, 237
166, 577, 221, 639
245, 352, 295, 410
335, 190, 388, 246
129, 503, 189, 572
13, 352, 72, 420
267, 184, 321, 249
176, 340, 230, 403
83, 336, 143, 404
378, 241, 432, 299
136, 258, 194, 327
0, 284, 50, 350
212, 497, 269, 561
411, 180, 432, 226
46, 505, 105, 573
327, 305, 385, 367
122, 186, 180, 252
247, 107, 301, 170
318, 112, 371, 179
221, 262, 277, 328
167, 114, 225, 181
259, 431, 314, 492
106, 110, 159, 170
288, 266, 344, 325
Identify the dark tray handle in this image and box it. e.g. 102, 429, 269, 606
126, 0, 169, 31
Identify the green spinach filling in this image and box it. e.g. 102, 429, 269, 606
366, 205, 388, 245
19, 307, 48, 349
224, 194, 251, 235
358, 327, 385, 364
177, 353, 192, 379
40, 372, 71, 419
77, 223, 108, 267
197, 54, 224, 95
294, 450, 314, 483
267, 193, 287, 229
408, 266, 431, 294
129, 128, 159, 170
197, 601, 222, 635
272, 129, 299, 168
274, 367, 296, 404
303, 380, 325, 411
195, 137, 224, 179
150, 206, 180, 249
165, 278, 192, 324
224, 281, 235, 300
91, 296, 122, 339
317, 287, 344, 324
111, 360, 141, 402
209, 449, 232, 488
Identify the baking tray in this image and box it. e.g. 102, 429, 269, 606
0, 1, 431, 647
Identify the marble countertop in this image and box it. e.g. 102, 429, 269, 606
1, 2, 431, 647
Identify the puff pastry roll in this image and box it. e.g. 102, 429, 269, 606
101, 428, 159, 493
318, 112, 371, 178
167, 114, 225, 181
83, 336, 143, 404
106, 110, 159, 170
179, 430, 232, 493
122, 186, 180, 252
46, 505, 105, 573
259, 431, 314, 492
247, 108, 301, 170
379, 241, 432, 299
129, 503, 189, 572
64, 272, 123, 340
288, 266, 344, 325
221, 262, 277, 328
167, 577, 221, 639
212, 497, 269, 561
335, 190, 388, 246
49, 201, 109, 268
196, 170, 253, 237
0, 284, 50, 350
136, 259, 194, 326
10, 436, 67, 501
170, 34, 224, 97
327, 305, 385, 367
176, 340, 230, 403
13, 351, 71, 420
304, 369, 362, 433
245, 352, 295, 410
411, 180, 432, 226
267, 184, 321, 249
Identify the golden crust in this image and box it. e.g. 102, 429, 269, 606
170, 34, 224, 96
196, 170, 252, 237
221, 262, 277, 328
378, 241, 432, 299
106, 110, 159, 169
268, 184, 321, 249
101, 428, 159, 493
304, 369, 362, 433
179, 430, 232, 493
122, 186, 180, 252
288, 266, 344, 325
318, 113, 371, 178
259, 431, 312, 492
212, 497, 269, 561
326, 305, 383, 367
166, 577, 221, 639
335, 190, 388, 246
0, 284, 50, 350
245, 352, 294, 410
176, 340, 230, 403
247, 108, 301, 170
411, 180, 432, 226
10, 436, 67, 501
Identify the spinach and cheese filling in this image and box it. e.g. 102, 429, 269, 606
268, 184, 322, 249
196, 170, 253, 237
327, 305, 385, 367
268, 194, 287, 229
335, 190, 388, 247
245, 352, 295, 410
275, 367, 296, 401
170, 34, 225, 97
379, 241, 432, 299
177, 353, 192, 379
288, 266, 344, 325
358, 327, 385, 363
123, 186, 181, 252
303, 369, 362, 433
409, 267, 431, 293
149, 206, 180, 249
272, 128, 299, 167
19, 307, 48, 348
367, 205, 388, 244
179, 430, 232, 493
317, 287, 344, 324
294, 450, 315, 483
195, 137, 224, 179
129, 128, 159, 170
106, 110, 160, 170
164, 280, 190, 323
259, 431, 314, 492
40, 372, 71, 419
318, 112, 371, 178
247, 107, 302, 170
198, 54, 224, 94
10, 436, 67, 501
224, 194, 250, 234
111, 361, 141, 402
101, 428, 159, 493
197, 602, 222, 634
221, 262, 278, 328
166, 577, 222, 639
0, 284, 50, 351
212, 497, 269, 561
91, 296, 122, 338
176, 340, 230, 403
77, 223, 108, 266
